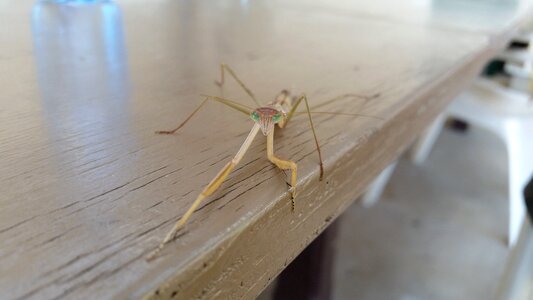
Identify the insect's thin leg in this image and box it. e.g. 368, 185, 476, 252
215, 63, 261, 107
147, 124, 261, 260
267, 127, 298, 210
285, 93, 305, 124
156, 96, 253, 135
284, 94, 324, 180
156, 97, 209, 134
300, 95, 324, 180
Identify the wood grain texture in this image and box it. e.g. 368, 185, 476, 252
0, 0, 531, 299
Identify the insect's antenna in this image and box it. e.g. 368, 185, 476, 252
199, 94, 256, 111
310, 93, 380, 111
147, 124, 261, 261
295, 111, 384, 120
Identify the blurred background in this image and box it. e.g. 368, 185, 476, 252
3, 0, 532, 299
258, 30, 533, 300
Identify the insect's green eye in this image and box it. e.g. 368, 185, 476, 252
251, 111, 260, 122
272, 113, 282, 123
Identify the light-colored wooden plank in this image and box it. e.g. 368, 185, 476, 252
0, 0, 531, 299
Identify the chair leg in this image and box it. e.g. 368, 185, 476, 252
410, 113, 447, 165
504, 119, 533, 246
495, 217, 533, 300
361, 161, 398, 207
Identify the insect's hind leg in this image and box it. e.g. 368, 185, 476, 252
215, 63, 261, 107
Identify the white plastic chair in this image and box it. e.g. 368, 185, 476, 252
496, 177, 533, 300
411, 78, 533, 246
361, 161, 398, 207
495, 217, 533, 300
497, 48, 533, 94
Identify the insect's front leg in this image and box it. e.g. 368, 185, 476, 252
266, 128, 298, 210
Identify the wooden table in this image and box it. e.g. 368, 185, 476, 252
1, 0, 531, 299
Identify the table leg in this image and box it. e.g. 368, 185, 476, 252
273, 217, 340, 300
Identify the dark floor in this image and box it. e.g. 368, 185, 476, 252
334, 126, 509, 300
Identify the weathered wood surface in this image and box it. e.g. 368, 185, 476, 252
1, 0, 531, 299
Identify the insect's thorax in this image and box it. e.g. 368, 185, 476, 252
267, 90, 294, 115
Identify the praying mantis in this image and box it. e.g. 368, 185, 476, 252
147, 63, 380, 260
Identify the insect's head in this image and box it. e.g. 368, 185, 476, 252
251, 107, 284, 136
